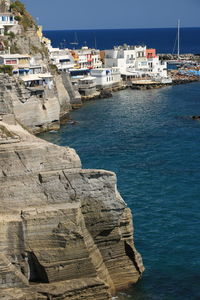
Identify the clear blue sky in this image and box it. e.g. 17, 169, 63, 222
22, 0, 200, 30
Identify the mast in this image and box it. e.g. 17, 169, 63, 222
70, 32, 79, 49
177, 19, 180, 58
94, 37, 97, 49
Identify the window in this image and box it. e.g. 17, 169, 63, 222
6, 59, 17, 65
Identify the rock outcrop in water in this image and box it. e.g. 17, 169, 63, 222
0, 115, 144, 299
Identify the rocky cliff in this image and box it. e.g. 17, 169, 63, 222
0, 116, 144, 299
0, 1, 81, 132
0, 73, 72, 133
1, 0, 48, 61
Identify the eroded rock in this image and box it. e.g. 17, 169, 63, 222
0, 120, 144, 299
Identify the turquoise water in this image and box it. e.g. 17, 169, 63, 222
39, 83, 200, 300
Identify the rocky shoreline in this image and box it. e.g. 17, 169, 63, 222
0, 4, 145, 298
77, 73, 199, 98
0, 3, 199, 299
0, 116, 144, 299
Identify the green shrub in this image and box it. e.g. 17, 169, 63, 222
11, 1, 36, 31
14, 15, 21, 21
0, 65, 13, 76
10, 1, 25, 14
7, 31, 15, 39
20, 13, 35, 30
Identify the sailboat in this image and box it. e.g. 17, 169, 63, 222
168, 20, 183, 65
173, 19, 181, 59
70, 32, 79, 49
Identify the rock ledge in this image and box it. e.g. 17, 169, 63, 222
0, 119, 144, 299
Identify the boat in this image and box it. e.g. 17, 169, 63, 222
70, 32, 79, 49
167, 20, 183, 65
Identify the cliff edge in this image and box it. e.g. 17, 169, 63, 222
0, 0, 81, 133
0, 116, 144, 299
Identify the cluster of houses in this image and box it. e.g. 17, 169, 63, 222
0, 2, 54, 96
0, 1, 172, 98
46, 41, 172, 96
0, 53, 53, 90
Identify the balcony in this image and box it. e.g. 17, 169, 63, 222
126, 59, 135, 64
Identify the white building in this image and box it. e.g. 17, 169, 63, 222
105, 45, 168, 79
0, 54, 45, 77
71, 47, 102, 69
78, 76, 97, 97
0, 54, 31, 66
0, 12, 18, 35
49, 48, 75, 72
0, 13, 17, 25
146, 56, 168, 79
22, 73, 53, 90
105, 45, 147, 74
90, 67, 121, 88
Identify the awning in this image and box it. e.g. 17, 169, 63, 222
19, 69, 29, 72
80, 76, 96, 81
38, 73, 53, 79
21, 74, 41, 81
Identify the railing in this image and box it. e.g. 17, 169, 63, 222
0, 20, 18, 25
126, 59, 135, 64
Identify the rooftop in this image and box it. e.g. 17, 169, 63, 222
0, 54, 30, 59
113, 44, 146, 51
0, 13, 13, 16
21, 73, 53, 82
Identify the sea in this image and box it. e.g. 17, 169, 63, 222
39, 28, 200, 300
43, 27, 200, 54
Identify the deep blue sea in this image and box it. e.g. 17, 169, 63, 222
44, 27, 200, 54
39, 28, 200, 299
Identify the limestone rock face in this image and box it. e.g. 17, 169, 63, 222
0, 119, 144, 299
0, 74, 71, 133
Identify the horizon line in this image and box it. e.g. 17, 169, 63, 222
43, 26, 200, 32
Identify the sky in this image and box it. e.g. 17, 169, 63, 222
22, 0, 200, 30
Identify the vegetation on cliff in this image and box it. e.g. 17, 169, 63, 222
0, 0, 48, 57
10, 0, 37, 31
0, 65, 13, 76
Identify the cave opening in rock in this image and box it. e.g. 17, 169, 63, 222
27, 252, 49, 283
124, 241, 141, 275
